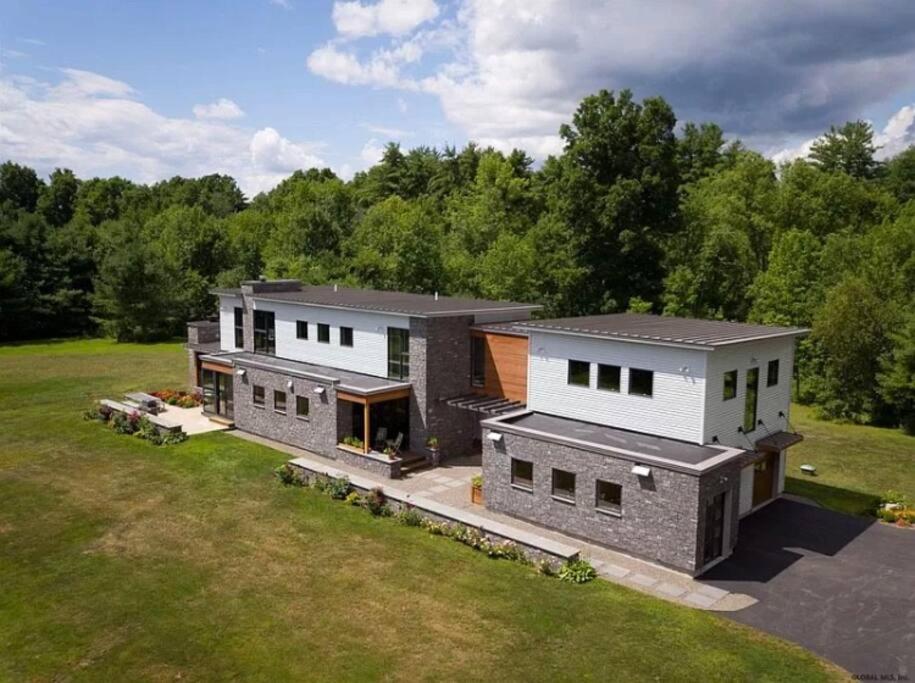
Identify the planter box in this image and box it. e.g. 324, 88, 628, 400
336, 444, 402, 479
471, 485, 483, 505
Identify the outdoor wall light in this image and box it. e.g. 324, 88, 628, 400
286, 380, 294, 391
631, 465, 651, 477
236, 369, 246, 377
313, 387, 326, 395
486, 432, 503, 442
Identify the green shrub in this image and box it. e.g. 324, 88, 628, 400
110, 411, 137, 435
83, 404, 112, 422
471, 474, 483, 489
536, 559, 557, 577
395, 506, 423, 527
342, 435, 364, 449
344, 491, 362, 506
879, 508, 899, 523
274, 464, 298, 486
881, 490, 909, 508
558, 559, 597, 584
364, 487, 389, 516
324, 476, 351, 500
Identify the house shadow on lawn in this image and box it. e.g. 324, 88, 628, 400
784, 476, 881, 517
702, 497, 877, 584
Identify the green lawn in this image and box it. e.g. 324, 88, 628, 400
786, 404, 915, 516
0, 340, 842, 681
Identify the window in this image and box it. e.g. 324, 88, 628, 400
253, 310, 275, 355
387, 327, 410, 380
723, 369, 738, 401
296, 395, 310, 418
471, 336, 485, 387
252, 385, 265, 407
744, 367, 759, 432
597, 364, 621, 392
567, 360, 590, 387
317, 323, 330, 344
767, 359, 779, 387
629, 368, 654, 397
274, 390, 286, 414
340, 326, 353, 347
511, 458, 533, 490
552, 468, 576, 502
595, 480, 622, 514
234, 307, 244, 348
296, 320, 308, 340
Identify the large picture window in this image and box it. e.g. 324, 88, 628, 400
253, 310, 275, 355
234, 307, 244, 348
744, 367, 759, 432
387, 327, 410, 380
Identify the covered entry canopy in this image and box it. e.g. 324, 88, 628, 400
755, 431, 804, 452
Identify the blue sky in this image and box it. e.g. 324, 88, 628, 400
2, 0, 915, 196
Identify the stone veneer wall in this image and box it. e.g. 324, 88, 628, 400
482, 430, 741, 574
409, 316, 480, 460
232, 364, 338, 456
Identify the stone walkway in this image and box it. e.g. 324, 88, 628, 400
161, 405, 230, 436
228, 430, 755, 612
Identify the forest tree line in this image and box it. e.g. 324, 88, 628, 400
1, 89, 913, 431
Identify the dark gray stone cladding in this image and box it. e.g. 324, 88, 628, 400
482, 430, 742, 575
409, 316, 480, 460
334, 447, 402, 479
233, 364, 338, 457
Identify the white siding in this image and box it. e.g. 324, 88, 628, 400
218, 295, 242, 352
526, 332, 709, 443
252, 300, 410, 378
702, 337, 795, 449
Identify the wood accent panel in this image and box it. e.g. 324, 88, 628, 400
201, 361, 233, 374
473, 331, 528, 402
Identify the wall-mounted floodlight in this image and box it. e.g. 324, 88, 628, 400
286, 380, 294, 391
236, 369, 246, 377
313, 387, 326, 395
631, 465, 651, 477
486, 432, 503, 442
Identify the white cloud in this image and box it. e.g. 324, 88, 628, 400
19, 37, 45, 46
360, 138, 386, 166
0, 68, 326, 196
309, 0, 915, 161
397, 97, 407, 113
360, 122, 411, 138
332, 0, 439, 38
193, 97, 245, 120
270, 0, 292, 9
1, 48, 28, 59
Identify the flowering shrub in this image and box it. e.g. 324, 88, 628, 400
558, 560, 597, 584
152, 389, 202, 408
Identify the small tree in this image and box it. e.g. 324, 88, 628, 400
878, 310, 915, 434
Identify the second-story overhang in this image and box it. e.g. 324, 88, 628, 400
198, 351, 411, 398
480, 410, 753, 477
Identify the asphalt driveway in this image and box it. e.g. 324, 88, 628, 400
703, 498, 915, 678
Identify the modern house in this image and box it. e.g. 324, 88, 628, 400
187, 280, 806, 575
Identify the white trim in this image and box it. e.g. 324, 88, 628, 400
251, 295, 541, 319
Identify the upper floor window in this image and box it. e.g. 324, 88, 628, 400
744, 367, 759, 432
629, 368, 653, 397
767, 359, 779, 387
387, 327, 410, 380
597, 364, 621, 392
317, 323, 330, 344
723, 370, 738, 401
234, 307, 244, 348
340, 326, 353, 347
567, 360, 590, 387
471, 336, 485, 387
253, 310, 275, 355
296, 320, 308, 340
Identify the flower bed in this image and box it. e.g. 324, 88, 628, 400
152, 389, 203, 408
274, 464, 594, 582
84, 404, 187, 446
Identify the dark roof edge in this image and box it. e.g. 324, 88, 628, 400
250, 295, 542, 319
517, 324, 809, 349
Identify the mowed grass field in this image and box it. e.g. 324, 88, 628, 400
786, 404, 915, 516
0, 340, 843, 681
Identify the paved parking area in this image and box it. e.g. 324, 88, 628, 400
703, 498, 915, 678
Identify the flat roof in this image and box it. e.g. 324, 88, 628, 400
216, 284, 540, 318
199, 351, 410, 396
517, 313, 808, 348
482, 411, 749, 474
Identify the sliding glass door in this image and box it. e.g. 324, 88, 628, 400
202, 369, 234, 420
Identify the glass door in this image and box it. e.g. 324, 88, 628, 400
702, 492, 726, 565
203, 368, 233, 419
